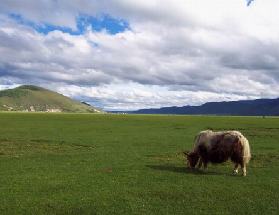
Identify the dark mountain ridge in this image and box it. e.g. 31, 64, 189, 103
126, 98, 279, 116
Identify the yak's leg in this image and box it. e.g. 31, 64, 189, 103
202, 156, 208, 172
198, 158, 203, 169
202, 162, 208, 172
241, 163, 247, 177
233, 163, 239, 175
201, 153, 208, 172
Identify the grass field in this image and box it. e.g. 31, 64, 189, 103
0, 113, 278, 215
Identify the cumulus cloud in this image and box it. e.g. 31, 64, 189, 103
55, 83, 260, 111
0, 0, 279, 110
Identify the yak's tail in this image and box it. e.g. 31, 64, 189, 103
239, 134, 251, 164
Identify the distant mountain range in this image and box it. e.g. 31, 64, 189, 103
113, 98, 279, 116
0, 85, 105, 113
3, 85, 278, 116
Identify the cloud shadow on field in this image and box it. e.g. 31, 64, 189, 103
145, 165, 220, 175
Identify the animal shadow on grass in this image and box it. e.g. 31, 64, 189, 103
146, 165, 220, 176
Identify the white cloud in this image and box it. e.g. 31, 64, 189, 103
1, 0, 279, 111
51, 83, 260, 111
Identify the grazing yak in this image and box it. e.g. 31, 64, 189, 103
183, 130, 251, 176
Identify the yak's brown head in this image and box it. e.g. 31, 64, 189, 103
182, 150, 199, 168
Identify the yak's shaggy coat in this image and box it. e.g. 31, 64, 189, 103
184, 130, 251, 176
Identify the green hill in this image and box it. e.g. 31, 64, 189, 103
0, 85, 105, 113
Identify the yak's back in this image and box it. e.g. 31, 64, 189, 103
194, 130, 245, 152
210, 131, 243, 149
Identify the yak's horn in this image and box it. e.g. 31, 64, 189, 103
182, 148, 188, 155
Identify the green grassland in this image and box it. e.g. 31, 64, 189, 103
0, 113, 278, 214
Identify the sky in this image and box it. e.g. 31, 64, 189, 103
0, 0, 279, 111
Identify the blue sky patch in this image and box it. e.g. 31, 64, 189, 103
78, 14, 130, 34
9, 13, 130, 35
